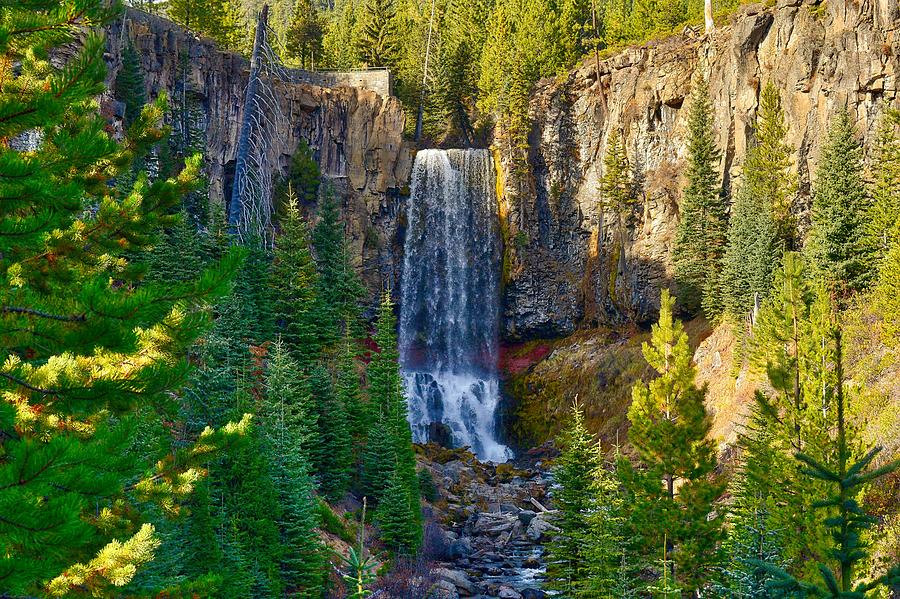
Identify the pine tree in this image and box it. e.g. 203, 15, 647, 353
720, 82, 794, 322
309, 364, 353, 501
276, 140, 322, 215
547, 401, 601, 595
759, 328, 900, 597
804, 110, 871, 297
376, 468, 420, 555
864, 106, 900, 260
114, 38, 147, 128
0, 3, 249, 594
271, 190, 321, 366
361, 414, 397, 501
337, 333, 370, 446
356, 0, 400, 67
748, 252, 839, 577
264, 342, 325, 596
672, 72, 726, 317
745, 82, 797, 250
718, 402, 790, 597
312, 187, 365, 350
623, 290, 724, 593
720, 176, 780, 323
166, 0, 248, 51
285, 0, 324, 69
366, 291, 422, 545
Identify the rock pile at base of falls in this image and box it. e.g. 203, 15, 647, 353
418, 444, 558, 599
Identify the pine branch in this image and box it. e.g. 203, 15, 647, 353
1, 306, 86, 322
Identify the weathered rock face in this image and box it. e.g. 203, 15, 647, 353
498, 0, 900, 340
103, 10, 412, 298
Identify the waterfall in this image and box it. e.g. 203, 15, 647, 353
399, 149, 512, 463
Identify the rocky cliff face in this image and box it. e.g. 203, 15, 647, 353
498, 0, 900, 340
103, 10, 412, 298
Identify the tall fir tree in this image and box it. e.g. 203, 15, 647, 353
804, 110, 871, 297
375, 467, 420, 555
547, 401, 601, 596
745, 82, 797, 250
672, 72, 726, 317
264, 341, 325, 596
114, 38, 147, 128
748, 252, 839, 578
718, 401, 790, 597
864, 106, 900, 260
759, 327, 900, 596
312, 188, 365, 351
309, 364, 353, 501
271, 190, 322, 366
0, 2, 249, 594
356, 0, 400, 67
721, 82, 794, 322
623, 290, 724, 593
285, 0, 324, 69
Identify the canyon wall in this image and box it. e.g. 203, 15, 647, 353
103, 10, 413, 297
498, 0, 900, 340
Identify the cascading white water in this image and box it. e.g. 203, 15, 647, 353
399, 149, 513, 463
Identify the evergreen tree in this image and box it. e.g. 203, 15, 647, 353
337, 333, 370, 446
366, 291, 422, 545
720, 182, 779, 323
356, 0, 400, 67
285, 0, 324, 69
114, 38, 147, 128
276, 140, 322, 214
312, 188, 365, 350
271, 190, 321, 365
623, 290, 724, 593
547, 401, 601, 595
264, 342, 325, 596
748, 252, 840, 577
759, 328, 900, 597
804, 110, 871, 297
718, 402, 790, 597
360, 414, 397, 501
376, 468, 420, 555
0, 3, 249, 594
873, 239, 900, 345
166, 0, 248, 51
672, 72, 726, 317
309, 364, 353, 500
864, 106, 900, 260
746, 82, 797, 249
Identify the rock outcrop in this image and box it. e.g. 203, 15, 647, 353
498, 0, 900, 339
103, 10, 412, 298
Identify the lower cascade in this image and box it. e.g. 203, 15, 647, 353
399, 149, 512, 463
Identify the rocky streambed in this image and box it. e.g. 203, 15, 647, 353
418, 445, 558, 599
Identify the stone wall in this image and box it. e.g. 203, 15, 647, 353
498, 0, 900, 340
103, 9, 413, 300
292, 69, 393, 98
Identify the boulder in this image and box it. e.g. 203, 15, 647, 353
434, 568, 477, 596
498, 586, 523, 599
526, 514, 558, 541
521, 589, 547, 599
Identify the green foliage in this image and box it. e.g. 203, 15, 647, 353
747, 82, 797, 250
624, 290, 724, 593
309, 364, 353, 500
276, 140, 322, 214
166, 0, 249, 52
546, 401, 602, 595
376, 468, 420, 555
0, 2, 249, 594
357, 0, 400, 67
114, 38, 147, 127
718, 401, 790, 597
285, 0, 324, 68
672, 72, 726, 317
271, 191, 322, 365
865, 107, 900, 260
748, 252, 842, 577
805, 110, 871, 298
312, 188, 366, 351
757, 328, 900, 597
